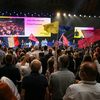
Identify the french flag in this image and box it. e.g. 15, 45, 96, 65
8, 36, 20, 47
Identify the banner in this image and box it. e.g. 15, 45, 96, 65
44, 21, 59, 34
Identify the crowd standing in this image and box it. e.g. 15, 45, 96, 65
0, 44, 100, 100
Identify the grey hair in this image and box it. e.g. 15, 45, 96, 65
58, 54, 69, 68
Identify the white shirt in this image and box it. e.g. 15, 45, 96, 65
63, 81, 100, 100
31, 50, 41, 59
16, 62, 31, 78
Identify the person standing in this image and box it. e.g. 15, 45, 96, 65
63, 62, 100, 100
49, 54, 75, 100
0, 54, 21, 85
0, 44, 5, 67
21, 59, 48, 100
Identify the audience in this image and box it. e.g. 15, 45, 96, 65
16, 54, 31, 78
63, 62, 100, 100
49, 54, 75, 100
0, 54, 21, 85
45, 56, 55, 80
0, 44, 5, 67
0, 44, 100, 100
21, 59, 48, 100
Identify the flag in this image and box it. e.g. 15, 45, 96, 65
62, 34, 69, 46
93, 29, 100, 42
54, 40, 59, 47
78, 29, 100, 48
3, 37, 8, 47
8, 36, 19, 47
14, 36, 20, 46
29, 33, 38, 42
78, 39, 85, 48
44, 21, 59, 34
82, 30, 94, 38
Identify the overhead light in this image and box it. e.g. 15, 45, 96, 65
63, 13, 66, 17
2, 13, 4, 15
20, 12, 22, 14
16, 13, 19, 16
68, 14, 71, 17
89, 16, 91, 18
84, 15, 86, 17
56, 12, 60, 17
74, 14, 76, 17
38, 14, 40, 16
94, 16, 96, 18
24, 14, 26, 16
79, 15, 82, 17
31, 14, 33, 16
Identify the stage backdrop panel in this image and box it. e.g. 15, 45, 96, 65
0, 16, 51, 37
74, 27, 94, 38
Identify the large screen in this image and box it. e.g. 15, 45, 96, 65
74, 27, 94, 38
0, 16, 51, 37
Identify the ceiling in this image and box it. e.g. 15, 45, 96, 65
0, 0, 100, 15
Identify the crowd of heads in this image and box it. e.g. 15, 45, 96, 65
0, 44, 100, 100
0, 44, 100, 78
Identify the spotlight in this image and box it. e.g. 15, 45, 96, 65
89, 16, 91, 18
56, 12, 60, 17
74, 14, 76, 17
68, 14, 71, 17
16, 13, 19, 16
38, 14, 40, 16
2, 13, 4, 16
63, 13, 66, 17
31, 14, 33, 16
20, 12, 22, 14
79, 15, 82, 17
24, 14, 26, 16
84, 15, 86, 17
94, 16, 96, 18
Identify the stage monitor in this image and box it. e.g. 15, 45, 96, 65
74, 27, 94, 38
0, 16, 51, 37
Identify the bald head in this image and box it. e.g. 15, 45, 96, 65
30, 59, 41, 73
79, 62, 97, 81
